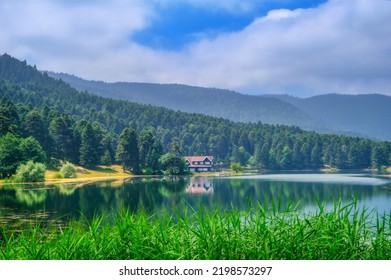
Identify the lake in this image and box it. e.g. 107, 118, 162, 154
1, 173, 391, 229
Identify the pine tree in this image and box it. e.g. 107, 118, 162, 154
49, 116, 79, 163
0, 133, 21, 178
116, 128, 139, 173
79, 123, 99, 167
23, 109, 46, 147
0, 98, 20, 136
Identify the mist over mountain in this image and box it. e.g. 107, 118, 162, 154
46, 72, 336, 132
47, 72, 390, 140
271, 94, 391, 141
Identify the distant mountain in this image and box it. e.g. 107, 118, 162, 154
2, 53, 390, 170
271, 94, 391, 141
46, 73, 391, 141
46, 72, 326, 130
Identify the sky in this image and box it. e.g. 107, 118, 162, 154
1, 0, 391, 97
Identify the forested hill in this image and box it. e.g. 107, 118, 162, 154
47, 72, 328, 131
271, 94, 391, 141
48, 72, 391, 141
1, 53, 391, 171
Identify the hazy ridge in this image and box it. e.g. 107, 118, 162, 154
48, 72, 391, 140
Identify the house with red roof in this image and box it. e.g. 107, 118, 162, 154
184, 156, 214, 172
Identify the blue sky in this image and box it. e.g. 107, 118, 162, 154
0, 0, 390, 97
133, 0, 327, 50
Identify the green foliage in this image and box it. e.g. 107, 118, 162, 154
231, 146, 250, 166
1, 54, 391, 172
101, 150, 112, 166
116, 128, 140, 173
23, 109, 46, 147
15, 160, 46, 182
79, 123, 100, 167
53, 172, 63, 179
0, 132, 46, 178
0, 97, 20, 137
1, 203, 391, 260
138, 129, 163, 173
19, 136, 46, 164
230, 162, 243, 173
49, 116, 79, 163
60, 162, 78, 178
159, 153, 187, 175
0, 133, 21, 178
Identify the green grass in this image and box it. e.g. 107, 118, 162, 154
1, 201, 391, 260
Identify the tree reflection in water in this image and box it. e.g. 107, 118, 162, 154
1, 174, 391, 228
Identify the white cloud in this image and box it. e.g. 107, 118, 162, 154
0, 0, 153, 64
1, 0, 391, 96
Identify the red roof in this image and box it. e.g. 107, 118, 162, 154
184, 156, 214, 168
184, 156, 214, 162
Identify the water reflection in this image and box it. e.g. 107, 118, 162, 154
1, 174, 391, 228
15, 187, 47, 206
186, 177, 214, 194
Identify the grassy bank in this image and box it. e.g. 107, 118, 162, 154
0, 165, 131, 185
45, 165, 131, 183
1, 201, 391, 260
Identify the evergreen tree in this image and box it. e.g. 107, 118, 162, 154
138, 130, 155, 168
116, 128, 139, 173
0, 98, 20, 136
311, 143, 323, 168
149, 138, 163, 173
371, 143, 388, 169
280, 145, 292, 169
292, 140, 303, 169
23, 109, 46, 147
0, 133, 21, 177
49, 116, 79, 163
79, 123, 99, 167
101, 150, 113, 166
232, 146, 250, 166
138, 130, 163, 173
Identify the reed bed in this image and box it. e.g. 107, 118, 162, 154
1, 201, 391, 260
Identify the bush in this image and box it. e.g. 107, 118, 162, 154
15, 161, 46, 182
53, 172, 63, 179
230, 162, 243, 173
143, 167, 154, 175
60, 162, 78, 178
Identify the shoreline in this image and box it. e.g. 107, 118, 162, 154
0, 165, 133, 186
1, 167, 390, 186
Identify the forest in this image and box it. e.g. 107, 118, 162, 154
1, 53, 391, 179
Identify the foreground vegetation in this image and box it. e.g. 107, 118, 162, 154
1, 202, 391, 260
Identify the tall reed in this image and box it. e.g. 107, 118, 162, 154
1, 201, 390, 260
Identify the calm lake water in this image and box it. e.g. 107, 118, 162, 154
1, 173, 391, 228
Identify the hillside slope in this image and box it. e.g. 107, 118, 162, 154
48, 72, 389, 139
1, 53, 391, 170
272, 94, 391, 141
47, 72, 327, 130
